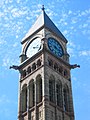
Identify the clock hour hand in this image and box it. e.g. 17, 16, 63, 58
33, 45, 41, 51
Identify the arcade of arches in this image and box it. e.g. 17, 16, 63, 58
21, 74, 71, 113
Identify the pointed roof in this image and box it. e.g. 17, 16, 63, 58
22, 6, 67, 43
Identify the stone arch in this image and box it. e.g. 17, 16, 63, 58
36, 74, 42, 103
63, 84, 70, 112
56, 80, 63, 108
29, 79, 35, 108
49, 75, 55, 102
21, 84, 27, 112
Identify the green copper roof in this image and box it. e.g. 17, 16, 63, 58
22, 8, 67, 43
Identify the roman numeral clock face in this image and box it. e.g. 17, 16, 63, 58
48, 38, 64, 57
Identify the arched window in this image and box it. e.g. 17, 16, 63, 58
36, 75, 42, 103
27, 66, 31, 74
32, 63, 36, 71
49, 75, 55, 102
63, 85, 70, 112
56, 81, 62, 108
37, 59, 41, 67
29, 80, 35, 108
21, 84, 27, 112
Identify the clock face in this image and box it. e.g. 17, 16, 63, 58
26, 38, 41, 58
48, 38, 63, 57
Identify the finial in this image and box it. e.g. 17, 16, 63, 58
42, 5, 45, 11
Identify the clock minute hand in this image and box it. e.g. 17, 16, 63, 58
33, 47, 39, 49
33, 45, 39, 49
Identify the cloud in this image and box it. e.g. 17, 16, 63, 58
68, 41, 76, 48
78, 8, 90, 17
2, 56, 19, 69
63, 30, 68, 35
56, 7, 90, 40
11, 8, 23, 17
2, 58, 10, 67
68, 10, 72, 15
67, 47, 75, 57
0, 38, 7, 45
0, 0, 90, 70
67, 40, 77, 57
79, 50, 90, 56
13, 42, 19, 47
71, 17, 77, 24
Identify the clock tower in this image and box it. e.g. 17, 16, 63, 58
12, 6, 79, 120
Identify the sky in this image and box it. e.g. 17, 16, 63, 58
0, 0, 90, 120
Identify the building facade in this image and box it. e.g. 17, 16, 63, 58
17, 7, 75, 120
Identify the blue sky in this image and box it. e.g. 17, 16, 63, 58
0, 0, 90, 120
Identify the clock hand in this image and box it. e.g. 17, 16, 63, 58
33, 47, 39, 49
33, 45, 41, 51
38, 45, 41, 51
33, 45, 39, 49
